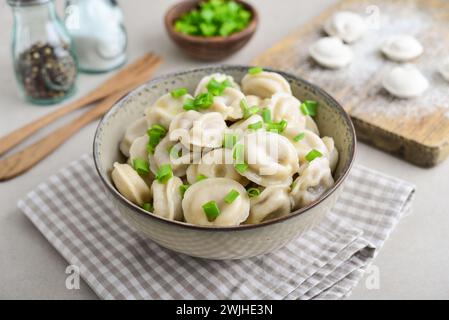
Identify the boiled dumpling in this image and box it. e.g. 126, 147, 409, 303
381, 35, 423, 62
185, 164, 199, 185
324, 11, 366, 43
127, 135, 148, 165
197, 148, 249, 186
266, 93, 306, 129
283, 129, 328, 165
145, 92, 193, 129
439, 56, 449, 82
246, 185, 291, 224
182, 178, 250, 226
245, 95, 269, 108
229, 114, 264, 136
207, 87, 245, 120
290, 157, 334, 210
151, 176, 183, 221
322, 136, 339, 173
235, 131, 299, 186
242, 71, 292, 99
194, 73, 240, 96
309, 37, 353, 69
111, 162, 152, 206
382, 64, 428, 98
305, 116, 320, 135
119, 117, 149, 157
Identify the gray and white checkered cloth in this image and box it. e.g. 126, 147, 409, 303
18, 154, 414, 300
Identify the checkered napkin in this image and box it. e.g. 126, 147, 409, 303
18, 154, 414, 300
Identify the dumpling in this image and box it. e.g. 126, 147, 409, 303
127, 135, 148, 165
283, 129, 328, 164
194, 73, 240, 96
324, 11, 366, 43
169, 111, 226, 149
266, 93, 306, 129
290, 157, 334, 210
197, 148, 249, 186
111, 162, 152, 206
235, 131, 299, 187
152, 136, 202, 177
145, 92, 193, 128
206, 87, 245, 120
305, 116, 320, 135
381, 35, 423, 62
322, 136, 339, 173
309, 37, 353, 69
119, 117, 149, 157
382, 64, 428, 98
229, 114, 264, 137
241, 71, 292, 99
185, 164, 199, 185
182, 178, 250, 226
246, 185, 291, 224
151, 176, 183, 221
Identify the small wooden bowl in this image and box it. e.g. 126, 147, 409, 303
164, 0, 259, 61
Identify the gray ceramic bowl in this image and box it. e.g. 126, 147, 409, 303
93, 65, 356, 260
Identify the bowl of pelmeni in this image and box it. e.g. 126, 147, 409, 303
93, 65, 356, 260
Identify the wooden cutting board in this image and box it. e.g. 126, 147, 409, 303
253, 0, 449, 167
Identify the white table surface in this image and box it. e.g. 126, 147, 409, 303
0, 0, 448, 300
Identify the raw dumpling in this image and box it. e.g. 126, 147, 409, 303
322, 136, 339, 173
266, 93, 306, 129
283, 129, 328, 165
246, 185, 291, 224
145, 92, 193, 128
194, 73, 240, 96
119, 117, 149, 157
151, 176, 183, 221
241, 71, 292, 99
439, 56, 449, 82
197, 148, 249, 186
207, 87, 245, 120
381, 35, 423, 62
309, 37, 353, 69
324, 11, 366, 43
235, 131, 299, 187
182, 178, 250, 226
382, 64, 428, 98
111, 162, 152, 206
290, 157, 334, 210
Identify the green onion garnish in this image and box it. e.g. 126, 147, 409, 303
266, 119, 288, 133
248, 67, 264, 75
234, 163, 249, 174
202, 200, 221, 221
293, 132, 305, 142
240, 99, 260, 119
305, 149, 323, 162
132, 158, 150, 176
223, 133, 238, 149
206, 78, 231, 96
147, 124, 167, 154
155, 164, 173, 184
248, 121, 263, 130
262, 109, 272, 123
224, 189, 240, 204
183, 98, 196, 111
142, 202, 153, 212
300, 100, 318, 117
247, 187, 261, 198
233, 143, 245, 163
183, 92, 214, 110
179, 184, 190, 197
196, 174, 208, 182
169, 145, 182, 159
171, 88, 188, 98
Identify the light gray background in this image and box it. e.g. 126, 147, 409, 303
0, 0, 448, 300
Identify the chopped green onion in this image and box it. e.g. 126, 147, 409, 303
240, 99, 260, 119
132, 158, 150, 176
184, 92, 214, 110
293, 132, 305, 142
248, 121, 263, 130
300, 100, 318, 117
233, 143, 245, 163
179, 184, 190, 197
305, 149, 323, 162
262, 108, 272, 123
171, 88, 188, 98
196, 174, 208, 182
247, 187, 261, 198
202, 200, 221, 221
183, 98, 196, 111
224, 189, 240, 204
155, 164, 173, 184
266, 119, 288, 133
147, 124, 167, 154
150, 124, 167, 135
169, 145, 182, 159
142, 203, 153, 212
223, 133, 238, 149
234, 163, 248, 174
248, 67, 264, 75
206, 78, 231, 96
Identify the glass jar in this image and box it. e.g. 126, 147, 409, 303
64, 0, 127, 73
8, 0, 78, 105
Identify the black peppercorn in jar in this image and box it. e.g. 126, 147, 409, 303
8, 0, 78, 105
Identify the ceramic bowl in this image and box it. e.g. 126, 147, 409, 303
93, 65, 356, 260
164, 0, 258, 60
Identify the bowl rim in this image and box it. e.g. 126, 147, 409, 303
164, 0, 259, 43
93, 65, 357, 232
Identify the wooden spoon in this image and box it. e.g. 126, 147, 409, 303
0, 57, 162, 181
0, 52, 160, 156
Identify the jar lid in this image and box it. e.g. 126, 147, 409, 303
7, 0, 51, 7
